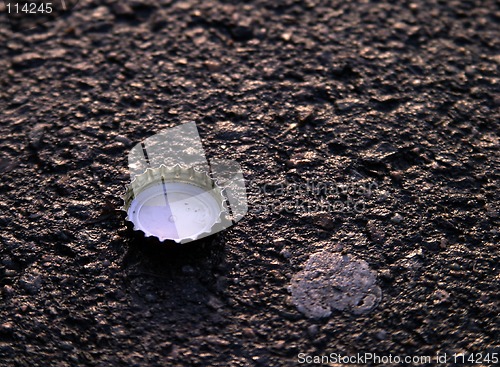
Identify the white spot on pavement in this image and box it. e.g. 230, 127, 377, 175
289, 251, 381, 318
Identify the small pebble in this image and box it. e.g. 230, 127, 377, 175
390, 171, 403, 181
391, 213, 403, 223
205, 61, 222, 72
433, 289, 450, 303
242, 327, 256, 338
19, 274, 42, 295
2, 285, 14, 297
280, 248, 292, 259
314, 213, 335, 230
273, 237, 286, 247
307, 325, 319, 337
115, 135, 133, 147
376, 330, 388, 340
273, 340, 286, 349
0, 322, 14, 333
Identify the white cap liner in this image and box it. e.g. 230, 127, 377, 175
123, 165, 229, 244
127, 182, 222, 242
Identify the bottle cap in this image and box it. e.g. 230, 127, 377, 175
122, 165, 228, 244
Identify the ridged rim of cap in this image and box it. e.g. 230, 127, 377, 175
121, 164, 227, 243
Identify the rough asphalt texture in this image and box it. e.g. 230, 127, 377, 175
0, 0, 499, 366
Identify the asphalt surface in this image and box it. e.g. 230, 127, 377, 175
0, 0, 499, 366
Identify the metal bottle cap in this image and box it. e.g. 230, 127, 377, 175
122, 165, 228, 244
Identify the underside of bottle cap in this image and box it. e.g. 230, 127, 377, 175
122, 165, 228, 244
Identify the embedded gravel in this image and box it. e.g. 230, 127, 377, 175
0, 0, 499, 366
